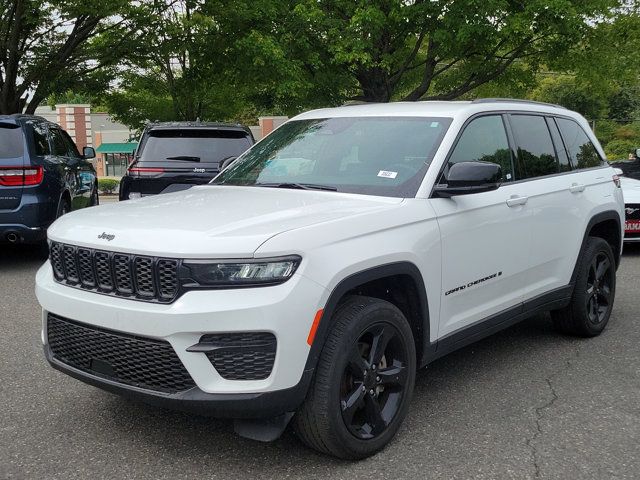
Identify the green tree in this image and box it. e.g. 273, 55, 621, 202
530, 76, 609, 119
0, 0, 144, 114
287, 0, 623, 103
102, 0, 258, 128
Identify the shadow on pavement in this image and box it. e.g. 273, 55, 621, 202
0, 243, 48, 271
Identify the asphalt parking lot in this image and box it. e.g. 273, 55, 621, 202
1, 243, 640, 480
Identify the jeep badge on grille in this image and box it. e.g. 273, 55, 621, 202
98, 232, 115, 241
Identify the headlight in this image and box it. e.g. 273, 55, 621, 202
180, 256, 301, 288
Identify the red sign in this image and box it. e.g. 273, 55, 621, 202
625, 220, 640, 233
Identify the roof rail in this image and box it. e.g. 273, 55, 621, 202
472, 98, 566, 109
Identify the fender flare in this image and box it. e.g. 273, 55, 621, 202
570, 210, 622, 285
302, 262, 431, 377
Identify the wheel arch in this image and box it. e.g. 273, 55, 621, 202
305, 262, 431, 375
571, 210, 622, 285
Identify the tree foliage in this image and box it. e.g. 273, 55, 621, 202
0, 0, 144, 114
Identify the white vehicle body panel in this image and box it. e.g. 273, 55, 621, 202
36, 100, 625, 409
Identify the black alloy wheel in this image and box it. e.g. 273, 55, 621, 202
340, 323, 409, 440
294, 296, 416, 459
585, 252, 613, 325
552, 236, 616, 337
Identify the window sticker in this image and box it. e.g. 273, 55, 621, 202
430, 122, 440, 128
378, 170, 398, 179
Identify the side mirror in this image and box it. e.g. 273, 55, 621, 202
83, 146, 96, 159
433, 161, 502, 198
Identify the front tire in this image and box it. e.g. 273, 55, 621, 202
551, 237, 616, 337
294, 296, 416, 459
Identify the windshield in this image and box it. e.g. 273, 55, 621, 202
0, 123, 24, 159
213, 116, 451, 197
138, 129, 252, 164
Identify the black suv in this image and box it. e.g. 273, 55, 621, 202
119, 122, 254, 200
0, 114, 97, 245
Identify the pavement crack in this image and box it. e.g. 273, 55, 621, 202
525, 347, 579, 479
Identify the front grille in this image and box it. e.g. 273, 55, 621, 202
200, 332, 277, 380
47, 314, 195, 394
49, 242, 180, 303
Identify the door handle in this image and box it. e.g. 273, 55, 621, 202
506, 195, 528, 207
569, 183, 585, 193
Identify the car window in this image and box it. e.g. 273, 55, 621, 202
61, 130, 81, 158
50, 128, 69, 157
444, 115, 513, 182
546, 118, 571, 172
510, 115, 558, 180
555, 118, 604, 169
213, 117, 452, 198
138, 129, 253, 165
0, 123, 24, 158
31, 123, 50, 156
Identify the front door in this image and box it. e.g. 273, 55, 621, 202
431, 114, 533, 339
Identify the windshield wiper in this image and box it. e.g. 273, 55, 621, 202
166, 155, 201, 162
256, 182, 338, 191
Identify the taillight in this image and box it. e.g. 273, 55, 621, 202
0, 166, 43, 186
128, 167, 164, 176
613, 174, 621, 188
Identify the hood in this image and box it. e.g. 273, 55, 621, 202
48, 185, 403, 257
622, 177, 640, 204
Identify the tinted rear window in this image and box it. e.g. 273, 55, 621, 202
510, 115, 558, 180
138, 129, 252, 164
555, 118, 604, 169
0, 123, 24, 158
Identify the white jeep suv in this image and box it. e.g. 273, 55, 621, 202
36, 100, 625, 459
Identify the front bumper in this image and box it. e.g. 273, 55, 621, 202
36, 261, 327, 417
44, 344, 313, 418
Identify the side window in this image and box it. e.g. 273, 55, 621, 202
50, 128, 69, 157
61, 130, 80, 158
556, 118, 604, 169
32, 123, 50, 156
546, 118, 571, 172
510, 115, 558, 180
444, 115, 513, 182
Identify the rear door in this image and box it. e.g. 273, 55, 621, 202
49, 127, 80, 208
131, 128, 253, 194
0, 120, 26, 211
507, 113, 595, 301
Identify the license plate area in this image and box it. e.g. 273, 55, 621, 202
625, 219, 640, 233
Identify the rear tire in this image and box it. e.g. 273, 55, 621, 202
89, 185, 99, 206
551, 237, 616, 337
294, 295, 416, 459
57, 196, 71, 218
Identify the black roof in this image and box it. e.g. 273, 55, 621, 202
0, 113, 50, 123
471, 98, 566, 109
145, 121, 251, 132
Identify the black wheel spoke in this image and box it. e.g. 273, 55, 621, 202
347, 348, 368, 379
600, 285, 612, 305
377, 364, 407, 389
341, 384, 365, 424
364, 394, 386, 435
596, 257, 610, 282
368, 325, 394, 366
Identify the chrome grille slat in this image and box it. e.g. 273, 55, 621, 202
49, 242, 180, 303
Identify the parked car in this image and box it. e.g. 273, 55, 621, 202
0, 114, 97, 246
620, 176, 640, 242
611, 150, 640, 180
118, 122, 254, 200
37, 100, 624, 459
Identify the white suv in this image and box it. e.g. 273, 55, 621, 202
36, 100, 625, 459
